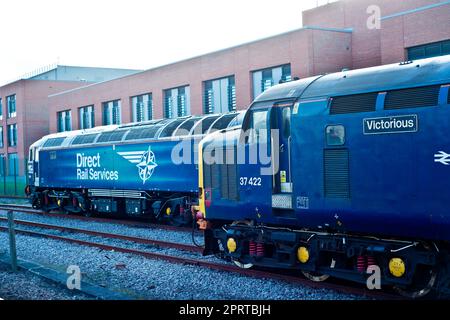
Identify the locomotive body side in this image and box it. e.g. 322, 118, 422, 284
199, 56, 450, 297
38, 139, 198, 193
27, 112, 243, 225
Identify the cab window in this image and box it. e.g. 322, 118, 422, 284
250, 110, 268, 144
282, 107, 291, 139
326, 125, 345, 146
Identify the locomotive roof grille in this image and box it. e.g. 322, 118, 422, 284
71, 133, 99, 145
43, 137, 66, 148
119, 119, 166, 128
96, 130, 127, 143
159, 118, 189, 138
329, 92, 377, 115
209, 114, 238, 132
384, 84, 441, 110
38, 112, 243, 149
173, 117, 202, 136
125, 125, 162, 141
199, 116, 221, 134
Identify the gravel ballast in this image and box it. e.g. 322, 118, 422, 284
0, 210, 204, 246
0, 262, 92, 300
0, 231, 364, 300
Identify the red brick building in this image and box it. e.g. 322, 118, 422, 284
0, 66, 140, 195
48, 0, 450, 137
5, 0, 449, 195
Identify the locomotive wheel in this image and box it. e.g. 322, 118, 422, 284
393, 267, 437, 299
230, 220, 254, 269
302, 271, 330, 282
232, 259, 254, 269
83, 210, 93, 218
169, 205, 192, 227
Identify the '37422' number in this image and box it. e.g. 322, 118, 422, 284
239, 177, 262, 186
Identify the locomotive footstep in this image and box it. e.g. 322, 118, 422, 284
301, 271, 330, 282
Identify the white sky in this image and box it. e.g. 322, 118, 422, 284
0, 0, 335, 85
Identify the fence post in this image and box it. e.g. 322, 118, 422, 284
7, 210, 18, 272
13, 158, 17, 196
2, 156, 6, 195
25, 157, 29, 187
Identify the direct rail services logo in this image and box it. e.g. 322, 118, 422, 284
118, 146, 158, 184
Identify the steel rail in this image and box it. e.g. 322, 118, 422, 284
0, 216, 201, 253
0, 225, 400, 300
0, 204, 193, 232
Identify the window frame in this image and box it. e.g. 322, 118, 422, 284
7, 123, 17, 147
79, 105, 95, 130
57, 110, 72, 132
7, 94, 16, 118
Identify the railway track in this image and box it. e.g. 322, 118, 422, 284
0, 206, 401, 300
0, 217, 201, 253
0, 204, 192, 232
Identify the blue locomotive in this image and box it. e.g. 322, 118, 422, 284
26, 112, 244, 225
198, 55, 450, 297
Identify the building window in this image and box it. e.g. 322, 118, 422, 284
103, 100, 121, 125
204, 76, 236, 114
7, 124, 17, 147
408, 40, 450, 60
0, 154, 5, 176
57, 110, 72, 132
0, 98, 3, 120
252, 64, 291, 98
0, 127, 3, 148
131, 93, 153, 122
79, 105, 95, 129
164, 86, 190, 118
8, 153, 18, 176
7, 94, 16, 118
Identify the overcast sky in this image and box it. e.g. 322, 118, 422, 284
0, 0, 335, 85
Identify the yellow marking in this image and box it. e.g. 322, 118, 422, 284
280, 170, 287, 183
389, 258, 406, 278
198, 139, 206, 217
297, 247, 310, 263
227, 238, 237, 253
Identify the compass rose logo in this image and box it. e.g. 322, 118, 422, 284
117, 146, 158, 184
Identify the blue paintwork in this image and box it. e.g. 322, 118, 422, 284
39, 139, 199, 193
204, 55, 450, 242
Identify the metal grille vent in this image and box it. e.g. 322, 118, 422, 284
384, 85, 440, 110
330, 92, 377, 115
324, 149, 350, 198
125, 126, 161, 141
219, 148, 238, 201
203, 147, 238, 201
43, 137, 66, 148
159, 119, 186, 138
72, 134, 98, 145
97, 130, 126, 143
196, 116, 220, 134
272, 194, 293, 209
209, 114, 237, 132
174, 117, 201, 136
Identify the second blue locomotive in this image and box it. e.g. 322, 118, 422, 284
26, 112, 243, 225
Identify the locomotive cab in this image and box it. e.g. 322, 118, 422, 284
200, 56, 450, 298
25, 139, 44, 195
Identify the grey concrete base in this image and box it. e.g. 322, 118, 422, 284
0, 254, 134, 300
